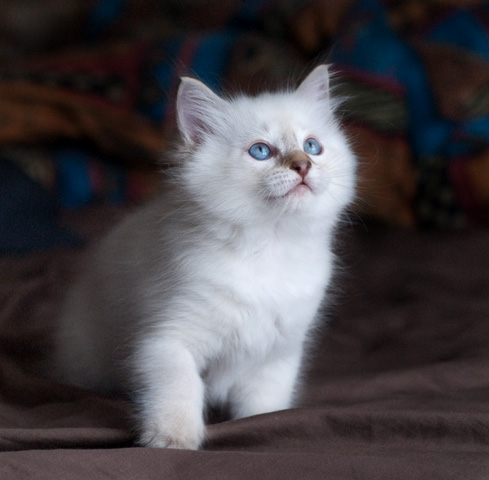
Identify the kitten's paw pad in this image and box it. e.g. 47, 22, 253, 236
139, 420, 205, 450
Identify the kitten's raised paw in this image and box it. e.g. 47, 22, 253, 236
138, 420, 205, 450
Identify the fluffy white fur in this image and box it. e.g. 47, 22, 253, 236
55, 65, 356, 449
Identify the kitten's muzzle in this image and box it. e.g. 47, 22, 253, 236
282, 151, 312, 180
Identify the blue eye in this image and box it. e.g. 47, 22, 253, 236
304, 138, 322, 155
248, 142, 271, 161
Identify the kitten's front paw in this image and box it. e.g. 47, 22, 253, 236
138, 418, 205, 450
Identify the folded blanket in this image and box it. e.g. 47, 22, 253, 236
1, 208, 489, 478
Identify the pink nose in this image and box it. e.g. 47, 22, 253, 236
283, 151, 313, 180
291, 160, 311, 180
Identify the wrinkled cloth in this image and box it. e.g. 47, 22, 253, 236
1, 206, 489, 478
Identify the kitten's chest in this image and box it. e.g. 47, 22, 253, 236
238, 243, 323, 298
197, 233, 332, 400
201, 232, 332, 321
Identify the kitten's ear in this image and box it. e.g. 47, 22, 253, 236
177, 77, 227, 145
295, 65, 330, 102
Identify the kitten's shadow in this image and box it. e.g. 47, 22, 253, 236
206, 404, 231, 425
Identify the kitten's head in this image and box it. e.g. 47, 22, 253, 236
175, 65, 355, 228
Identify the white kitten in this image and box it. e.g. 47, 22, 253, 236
55, 65, 356, 449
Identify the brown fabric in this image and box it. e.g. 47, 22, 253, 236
0, 81, 164, 161
0, 42, 165, 165
1, 207, 489, 478
464, 151, 489, 204
288, 0, 353, 53
415, 42, 489, 121
349, 124, 418, 227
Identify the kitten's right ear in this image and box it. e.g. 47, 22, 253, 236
177, 77, 227, 146
295, 64, 330, 103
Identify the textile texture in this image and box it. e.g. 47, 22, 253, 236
1, 207, 489, 478
2, 0, 489, 226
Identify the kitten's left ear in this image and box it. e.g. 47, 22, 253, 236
177, 77, 227, 146
295, 64, 330, 102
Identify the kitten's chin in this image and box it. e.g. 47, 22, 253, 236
285, 183, 312, 198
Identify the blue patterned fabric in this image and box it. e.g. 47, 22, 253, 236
332, 0, 489, 160
0, 161, 82, 254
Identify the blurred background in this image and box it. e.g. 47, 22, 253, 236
1, 0, 489, 254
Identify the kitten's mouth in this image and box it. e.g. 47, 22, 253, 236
285, 181, 312, 198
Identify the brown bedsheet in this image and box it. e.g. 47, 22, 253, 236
1, 207, 489, 479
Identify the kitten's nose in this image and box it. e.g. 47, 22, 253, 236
285, 151, 312, 180
292, 160, 312, 179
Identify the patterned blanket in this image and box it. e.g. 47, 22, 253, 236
1, 0, 489, 253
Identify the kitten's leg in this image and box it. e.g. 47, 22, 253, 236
134, 338, 205, 449
229, 350, 302, 419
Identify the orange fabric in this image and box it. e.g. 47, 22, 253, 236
0, 81, 164, 164
350, 125, 418, 227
